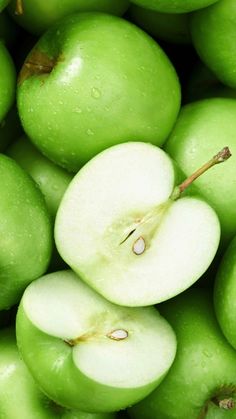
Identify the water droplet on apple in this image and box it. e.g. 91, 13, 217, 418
91, 87, 101, 99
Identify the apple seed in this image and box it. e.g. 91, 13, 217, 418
107, 329, 129, 341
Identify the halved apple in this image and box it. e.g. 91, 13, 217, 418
55, 142, 221, 306
16, 270, 177, 412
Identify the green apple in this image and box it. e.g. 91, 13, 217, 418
0, 105, 22, 152
55, 142, 222, 307
191, 0, 236, 88
130, 5, 191, 44
0, 327, 117, 419
129, 288, 236, 419
214, 235, 236, 350
8, 0, 130, 35
16, 270, 177, 412
0, 154, 52, 310
130, 0, 220, 13
7, 136, 73, 218
17, 13, 181, 172
165, 98, 236, 246
0, 41, 15, 122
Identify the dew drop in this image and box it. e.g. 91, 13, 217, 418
91, 87, 101, 99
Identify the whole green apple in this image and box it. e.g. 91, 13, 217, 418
0, 327, 117, 419
214, 236, 236, 350
0, 41, 15, 122
17, 13, 181, 172
55, 142, 221, 307
8, 0, 130, 35
129, 289, 236, 419
130, 5, 191, 44
7, 136, 73, 218
130, 0, 220, 13
16, 270, 177, 412
191, 0, 236, 88
165, 98, 236, 246
0, 154, 52, 310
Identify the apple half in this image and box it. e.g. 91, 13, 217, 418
16, 270, 177, 412
55, 142, 221, 306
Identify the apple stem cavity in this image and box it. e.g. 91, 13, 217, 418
171, 146, 231, 200
107, 329, 129, 341
15, 0, 24, 15
18, 49, 57, 85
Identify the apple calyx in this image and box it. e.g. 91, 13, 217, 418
215, 398, 235, 410
65, 329, 128, 347
15, 0, 24, 15
18, 49, 57, 85
123, 147, 231, 257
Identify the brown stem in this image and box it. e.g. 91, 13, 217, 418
171, 147, 231, 200
15, 0, 23, 15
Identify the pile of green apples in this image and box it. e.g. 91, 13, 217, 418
2, 0, 236, 418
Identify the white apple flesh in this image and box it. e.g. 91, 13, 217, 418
55, 142, 221, 306
16, 270, 177, 412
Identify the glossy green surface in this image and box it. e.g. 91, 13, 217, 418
0, 154, 52, 309
7, 136, 73, 218
0, 105, 22, 152
8, 0, 130, 35
165, 98, 236, 246
0, 41, 15, 122
0, 328, 116, 419
129, 289, 236, 419
130, 5, 191, 44
191, 0, 236, 88
214, 236, 236, 350
130, 0, 219, 13
17, 13, 181, 172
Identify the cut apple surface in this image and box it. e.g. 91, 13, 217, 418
17, 270, 177, 412
55, 142, 220, 306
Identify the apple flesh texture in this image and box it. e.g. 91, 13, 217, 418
0, 328, 116, 419
0, 154, 52, 309
191, 0, 236, 89
55, 142, 220, 307
0, 41, 15, 122
7, 136, 73, 219
214, 235, 236, 350
16, 270, 177, 412
128, 289, 236, 419
17, 13, 181, 172
165, 98, 236, 246
130, 0, 219, 13
8, 0, 130, 35
130, 5, 191, 44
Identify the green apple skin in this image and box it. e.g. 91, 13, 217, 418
214, 236, 236, 350
8, 0, 130, 35
7, 136, 73, 218
0, 328, 116, 419
165, 98, 236, 246
0, 41, 15, 122
0, 0, 9, 11
0, 105, 22, 152
0, 154, 52, 309
129, 289, 236, 419
16, 270, 176, 413
17, 13, 181, 172
130, 5, 191, 44
191, 0, 236, 88
130, 0, 219, 14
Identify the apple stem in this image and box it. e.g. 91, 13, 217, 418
15, 0, 24, 15
171, 147, 231, 200
107, 329, 128, 341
